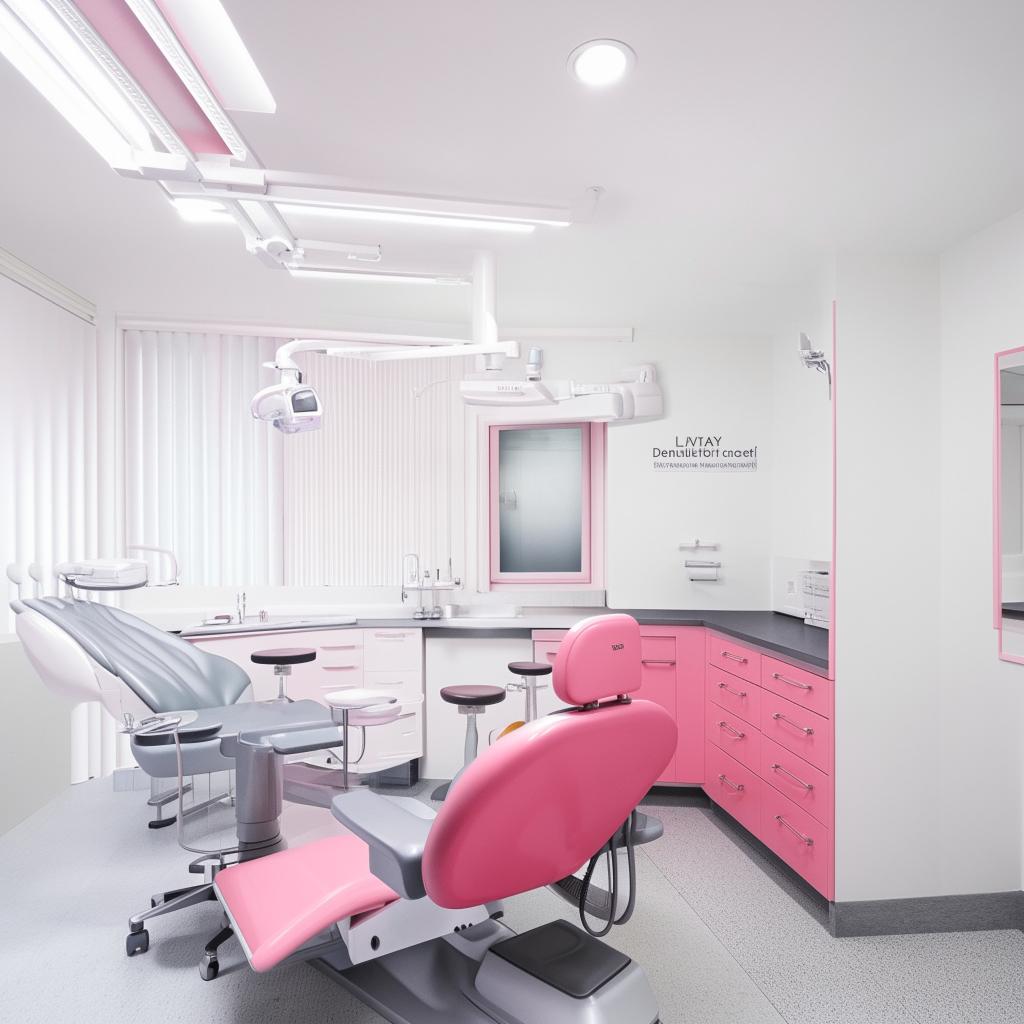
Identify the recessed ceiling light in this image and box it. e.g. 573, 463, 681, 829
568, 39, 636, 87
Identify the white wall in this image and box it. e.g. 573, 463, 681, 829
769, 272, 835, 565
834, 241, 1024, 902
485, 334, 777, 609
941, 211, 1024, 893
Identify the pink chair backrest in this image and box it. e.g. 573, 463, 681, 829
421, 614, 676, 910
553, 613, 642, 706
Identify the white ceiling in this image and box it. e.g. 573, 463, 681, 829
2, 0, 1024, 334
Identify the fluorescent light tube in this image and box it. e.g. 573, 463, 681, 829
287, 266, 469, 285
171, 197, 234, 223
5, 0, 154, 149
0, 2, 138, 167
153, 0, 275, 113
276, 203, 538, 234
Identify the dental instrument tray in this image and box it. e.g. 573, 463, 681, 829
56, 559, 149, 591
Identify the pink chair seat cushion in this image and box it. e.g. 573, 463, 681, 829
214, 834, 398, 972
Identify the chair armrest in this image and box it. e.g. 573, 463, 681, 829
266, 726, 344, 755
331, 790, 434, 900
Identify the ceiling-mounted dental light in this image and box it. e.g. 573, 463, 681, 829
799, 333, 832, 399
568, 39, 636, 87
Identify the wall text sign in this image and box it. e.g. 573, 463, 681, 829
652, 434, 759, 472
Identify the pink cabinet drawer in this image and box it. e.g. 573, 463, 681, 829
760, 735, 832, 826
706, 703, 761, 772
705, 743, 761, 835
760, 690, 831, 775
762, 656, 831, 719
707, 634, 761, 684
707, 666, 761, 726
760, 783, 831, 896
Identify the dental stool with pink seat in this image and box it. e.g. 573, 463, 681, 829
210, 614, 676, 1024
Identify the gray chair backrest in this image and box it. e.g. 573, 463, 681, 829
23, 597, 251, 712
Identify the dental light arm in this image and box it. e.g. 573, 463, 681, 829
253, 335, 519, 433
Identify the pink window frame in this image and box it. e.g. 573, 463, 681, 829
488, 421, 606, 588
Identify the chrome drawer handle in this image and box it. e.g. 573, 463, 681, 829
775, 814, 814, 846
322, 665, 359, 671
373, 633, 411, 640
717, 721, 745, 739
771, 763, 814, 791
642, 659, 676, 666
772, 671, 812, 691
718, 773, 745, 792
721, 651, 748, 664
772, 712, 813, 735
717, 681, 747, 697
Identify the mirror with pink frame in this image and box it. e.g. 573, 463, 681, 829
996, 348, 1024, 662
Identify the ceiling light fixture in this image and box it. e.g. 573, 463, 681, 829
568, 38, 636, 87
286, 266, 469, 286
275, 203, 539, 234
171, 196, 234, 223
148, 0, 276, 113
0, 0, 152, 168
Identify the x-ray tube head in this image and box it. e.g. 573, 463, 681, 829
251, 381, 323, 433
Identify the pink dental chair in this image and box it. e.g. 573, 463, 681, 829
211, 613, 676, 1024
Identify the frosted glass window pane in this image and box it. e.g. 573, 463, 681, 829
498, 427, 583, 573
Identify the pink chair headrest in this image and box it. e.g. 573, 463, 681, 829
553, 614, 641, 706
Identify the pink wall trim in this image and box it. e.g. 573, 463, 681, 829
829, 299, 837, 683
76, 0, 233, 156
487, 421, 606, 587
992, 345, 1024, 662
829, 297, 837, 901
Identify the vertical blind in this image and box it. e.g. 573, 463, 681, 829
0, 274, 123, 781
123, 332, 463, 588
123, 330, 284, 585
283, 353, 463, 586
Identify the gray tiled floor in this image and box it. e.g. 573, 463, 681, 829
2, 780, 1022, 1024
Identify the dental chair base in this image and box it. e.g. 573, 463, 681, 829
315, 917, 659, 1024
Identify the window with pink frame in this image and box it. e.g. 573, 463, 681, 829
488, 422, 606, 587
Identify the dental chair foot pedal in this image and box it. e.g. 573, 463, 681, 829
474, 921, 659, 1024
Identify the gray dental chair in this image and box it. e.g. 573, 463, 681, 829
14, 597, 253, 826
12, 597, 391, 960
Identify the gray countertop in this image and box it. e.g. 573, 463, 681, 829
207, 609, 829, 673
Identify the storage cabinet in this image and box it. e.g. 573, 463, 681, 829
188, 625, 425, 777
701, 631, 834, 899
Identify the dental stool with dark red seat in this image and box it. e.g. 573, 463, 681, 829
210, 613, 676, 1024
431, 684, 507, 801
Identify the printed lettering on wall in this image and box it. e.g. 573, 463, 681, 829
652, 434, 759, 472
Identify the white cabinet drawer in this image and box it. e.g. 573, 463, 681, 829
357, 696, 424, 769
364, 629, 422, 671
364, 669, 423, 702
